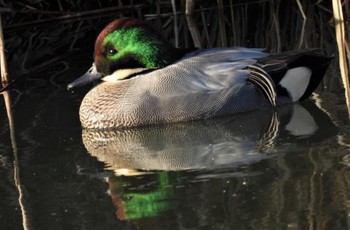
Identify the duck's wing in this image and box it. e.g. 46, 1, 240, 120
181, 48, 279, 107
175, 47, 270, 88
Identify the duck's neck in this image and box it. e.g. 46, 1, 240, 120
154, 44, 196, 68
157, 46, 197, 68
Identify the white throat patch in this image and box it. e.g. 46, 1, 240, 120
102, 68, 149, 82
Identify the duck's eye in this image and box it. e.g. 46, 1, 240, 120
108, 48, 117, 55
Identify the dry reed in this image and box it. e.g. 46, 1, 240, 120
332, 0, 350, 117
0, 14, 8, 86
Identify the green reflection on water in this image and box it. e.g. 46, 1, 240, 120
111, 172, 178, 220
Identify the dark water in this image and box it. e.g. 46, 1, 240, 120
1, 6, 350, 230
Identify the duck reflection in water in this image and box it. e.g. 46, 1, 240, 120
80, 101, 337, 227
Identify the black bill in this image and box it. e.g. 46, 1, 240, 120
67, 63, 102, 90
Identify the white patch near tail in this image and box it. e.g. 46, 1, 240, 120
279, 67, 312, 102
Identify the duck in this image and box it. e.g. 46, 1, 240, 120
68, 17, 332, 129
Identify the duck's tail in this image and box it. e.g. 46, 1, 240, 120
255, 49, 332, 102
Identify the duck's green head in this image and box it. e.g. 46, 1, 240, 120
94, 17, 175, 75
68, 17, 182, 89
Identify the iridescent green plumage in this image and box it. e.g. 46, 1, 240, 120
103, 28, 168, 68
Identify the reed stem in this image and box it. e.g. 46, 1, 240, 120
3, 91, 29, 230
332, 0, 350, 118
0, 14, 8, 86
185, 0, 202, 48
